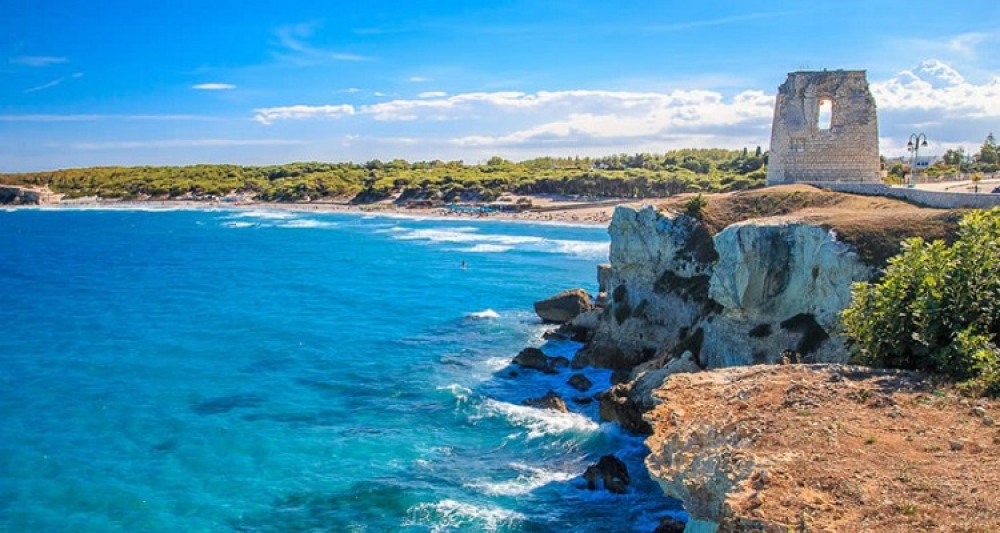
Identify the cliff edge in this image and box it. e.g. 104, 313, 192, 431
644, 364, 1000, 532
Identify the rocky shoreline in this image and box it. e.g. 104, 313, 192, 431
510, 185, 997, 531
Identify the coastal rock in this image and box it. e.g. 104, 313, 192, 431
597, 382, 653, 434
586, 204, 874, 372
653, 516, 687, 533
534, 288, 593, 324
567, 373, 593, 392
0, 186, 59, 205
583, 454, 631, 494
700, 221, 871, 368
572, 341, 651, 371
522, 391, 568, 413
512, 347, 554, 373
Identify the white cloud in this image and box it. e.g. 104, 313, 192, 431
253, 104, 355, 124
71, 139, 303, 150
246, 60, 1000, 159
273, 23, 372, 64
408, 76, 431, 82
23, 72, 83, 93
944, 32, 994, 58
9, 56, 67, 67
872, 60, 1000, 116
871, 60, 1000, 155
193, 83, 236, 90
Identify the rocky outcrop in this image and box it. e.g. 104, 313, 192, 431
0, 186, 59, 205
588, 205, 874, 371
534, 288, 593, 324
583, 454, 631, 494
567, 373, 593, 392
522, 391, 568, 413
512, 347, 568, 374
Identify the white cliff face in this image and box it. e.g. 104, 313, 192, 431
588, 206, 716, 360
592, 206, 874, 371
700, 221, 874, 368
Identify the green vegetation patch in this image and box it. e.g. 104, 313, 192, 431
842, 208, 1000, 396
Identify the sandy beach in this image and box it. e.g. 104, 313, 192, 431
46, 194, 647, 226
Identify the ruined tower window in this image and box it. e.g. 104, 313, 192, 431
818, 99, 833, 130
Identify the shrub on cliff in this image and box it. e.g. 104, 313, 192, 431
841, 208, 1000, 396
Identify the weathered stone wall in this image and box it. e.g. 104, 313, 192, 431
767, 70, 880, 185
805, 182, 1000, 209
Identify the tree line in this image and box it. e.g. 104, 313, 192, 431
0, 149, 768, 203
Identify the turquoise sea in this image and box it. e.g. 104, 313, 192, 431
0, 207, 681, 532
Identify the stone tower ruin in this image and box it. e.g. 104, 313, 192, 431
766, 70, 880, 185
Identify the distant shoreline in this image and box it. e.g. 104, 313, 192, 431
12, 195, 646, 227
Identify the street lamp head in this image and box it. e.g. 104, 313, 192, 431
907, 140, 914, 149
921, 139, 928, 147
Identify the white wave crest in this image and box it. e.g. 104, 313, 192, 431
231, 209, 297, 220
475, 399, 598, 439
551, 239, 610, 260
437, 383, 472, 402
466, 309, 500, 320
464, 244, 513, 253
277, 219, 336, 229
223, 221, 257, 228
404, 500, 525, 533
465, 462, 576, 496
392, 226, 608, 259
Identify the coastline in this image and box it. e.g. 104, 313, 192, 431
14, 195, 644, 227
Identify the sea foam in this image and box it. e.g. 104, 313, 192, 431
404, 499, 525, 533
475, 399, 599, 440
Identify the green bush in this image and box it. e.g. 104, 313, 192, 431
841, 208, 1000, 396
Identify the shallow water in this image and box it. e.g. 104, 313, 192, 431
0, 208, 681, 532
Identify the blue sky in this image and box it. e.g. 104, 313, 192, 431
2, 0, 999, 171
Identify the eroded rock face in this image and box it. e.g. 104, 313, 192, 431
589, 206, 874, 371
534, 288, 593, 324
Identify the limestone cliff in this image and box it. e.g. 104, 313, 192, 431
579, 204, 873, 373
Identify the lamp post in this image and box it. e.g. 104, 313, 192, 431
906, 133, 928, 187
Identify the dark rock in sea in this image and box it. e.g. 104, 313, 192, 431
598, 383, 653, 434
512, 347, 550, 371
542, 328, 567, 341
572, 396, 594, 405
522, 391, 569, 413
583, 454, 631, 494
549, 356, 570, 370
572, 341, 651, 371
610, 370, 632, 385
534, 288, 593, 324
567, 373, 594, 392
654, 516, 687, 533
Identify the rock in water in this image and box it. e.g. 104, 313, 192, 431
583, 454, 631, 494
522, 391, 569, 413
598, 383, 653, 434
567, 373, 593, 392
512, 347, 551, 372
534, 288, 593, 324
